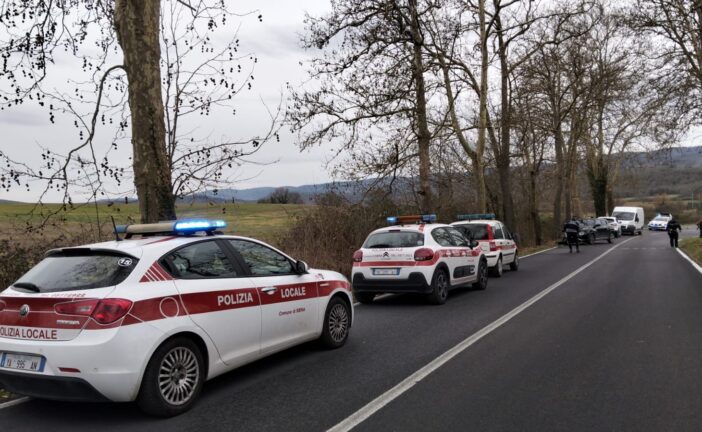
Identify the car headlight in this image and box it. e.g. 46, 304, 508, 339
579, 231, 584, 235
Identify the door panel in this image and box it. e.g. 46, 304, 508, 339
166, 240, 261, 367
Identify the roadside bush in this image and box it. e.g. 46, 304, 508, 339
278, 191, 401, 277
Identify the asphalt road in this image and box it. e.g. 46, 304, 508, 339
1, 229, 701, 431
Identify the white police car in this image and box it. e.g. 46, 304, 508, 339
648, 213, 672, 231
451, 214, 519, 277
0, 219, 353, 417
351, 215, 488, 305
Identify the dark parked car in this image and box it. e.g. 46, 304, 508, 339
579, 218, 614, 244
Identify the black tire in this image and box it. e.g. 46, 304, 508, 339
137, 337, 205, 417
587, 233, 595, 244
320, 297, 351, 349
490, 257, 504, 277
607, 233, 613, 244
427, 268, 449, 305
355, 292, 375, 304
509, 253, 519, 271
473, 259, 488, 290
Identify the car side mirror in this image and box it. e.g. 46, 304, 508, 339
295, 260, 309, 274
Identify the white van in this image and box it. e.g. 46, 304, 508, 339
611, 206, 645, 235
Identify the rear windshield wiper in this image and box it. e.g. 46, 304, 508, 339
13, 282, 41, 293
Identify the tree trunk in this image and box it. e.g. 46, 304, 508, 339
497, 36, 515, 230
529, 170, 542, 245
552, 126, 565, 236
476, 0, 488, 213
114, 0, 175, 223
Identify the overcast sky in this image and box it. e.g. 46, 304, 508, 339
0, 0, 335, 202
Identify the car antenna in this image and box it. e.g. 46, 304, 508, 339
111, 216, 122, 242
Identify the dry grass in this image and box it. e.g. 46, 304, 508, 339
680, 237, 702, 267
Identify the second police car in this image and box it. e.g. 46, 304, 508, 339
0, 219, 353, 417
451, 214, 519, 277
351, 215, 488, 305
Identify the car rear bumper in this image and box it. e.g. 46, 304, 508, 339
0, 369, 110, 402
352, 272, 431, 294
621, 225, 637, 234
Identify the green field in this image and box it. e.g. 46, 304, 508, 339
0, 201, 310, 245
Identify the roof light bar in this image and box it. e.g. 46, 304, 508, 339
386, 214, 437, 225
456, 213, 496, 221
113, 219, 228, 237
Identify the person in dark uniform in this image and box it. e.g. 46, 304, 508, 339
563, 217, 580, 253
667, 218, 682, 248
697, 219, 702, 238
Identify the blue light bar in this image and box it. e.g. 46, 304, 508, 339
386, 216, 398, 225
114, 224, 128, 234
174, 219, 227, 232
456, 213, 495, 221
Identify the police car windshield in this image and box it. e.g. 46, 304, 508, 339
454, 224, 489, 240
612, 211, 635, 221
364, 231, 424, 248
12, 251, 138, 293
653, 216, 668, 221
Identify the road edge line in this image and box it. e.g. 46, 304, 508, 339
328, 237, 635, 432
520, 246, 557, 259
0, 397, 30, 410
676, 248, 702, 274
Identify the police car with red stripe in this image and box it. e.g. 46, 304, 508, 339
351, 215, 488, 305
451, 214, 519, 277
0, 219, 353, 416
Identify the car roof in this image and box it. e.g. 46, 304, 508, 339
370, 223, 452, 234
451, 219, 501, 226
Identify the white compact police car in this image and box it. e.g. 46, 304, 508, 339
451, 214, 519, 277
351, 215, 488, 305
0, 219, 353, 417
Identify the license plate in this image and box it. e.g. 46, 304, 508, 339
0, 352, 46, 373
373, 268, 400, 276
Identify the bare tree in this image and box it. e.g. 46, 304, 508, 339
0, 0, 277, 224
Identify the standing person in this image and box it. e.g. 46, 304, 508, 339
563, 217, 580, 253
667, 218, 682, 248
697, 219, 702, 238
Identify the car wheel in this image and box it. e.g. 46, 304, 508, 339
137, 337, 205, 417
320, 297, 351, 349
509, 253, 519, 271
472, 259, 488, 291
607, 233, 613, 244
355, 292, 375, 304
588, 233, 595, 244
427, 268, 449, 305
490, 257, 503, 277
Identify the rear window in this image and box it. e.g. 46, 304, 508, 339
12, 251, 138, 293
454, 224, 489, 240
364, 231, 424, 248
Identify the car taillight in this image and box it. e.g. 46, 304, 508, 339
486, 224, 495, 240
353, 250, 363, 263
489, 241, 498, 252
414, 248, 434, 261
55, 298, 133, 325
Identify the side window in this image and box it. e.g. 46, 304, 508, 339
431, 228, 453, 247
493, 224, 504, 239
502, 226, 512, 241
229, 240, 294, 276
446, 227, 469, 247
167, 241, 238, 279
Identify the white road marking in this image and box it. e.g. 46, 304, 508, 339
328, 237, 635, 432
676, 248, 702, 274
0, 397, 30, 410
519, 246, 557, 259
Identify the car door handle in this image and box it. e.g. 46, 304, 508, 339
261, 286, 277, 295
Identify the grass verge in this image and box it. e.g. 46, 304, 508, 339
0, 389, 14, 401
680, 237, 702, 267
